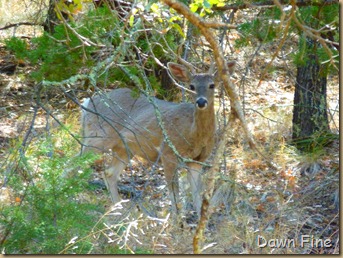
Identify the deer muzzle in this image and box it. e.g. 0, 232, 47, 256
196, 97, 208, 109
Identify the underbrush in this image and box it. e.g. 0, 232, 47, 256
0, 127, 160, 254
0, 128, 98, 253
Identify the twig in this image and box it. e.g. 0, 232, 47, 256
0, 22, 42, 30
34, 83, 84, 147
245, 108, 279, 123
205, 22, 237, 29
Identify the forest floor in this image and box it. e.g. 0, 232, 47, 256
0, 4, 340, 254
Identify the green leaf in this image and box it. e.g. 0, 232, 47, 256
200, 9, 206, 17
203, 0, 211, 9
208, 0, 218, 5
129, 15, 135, 27
169, 16, 182, 22
172, 23, 185, 38
190, 3, 199, 13
150, 3, 159, 13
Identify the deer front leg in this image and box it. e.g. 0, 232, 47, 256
161, 155, 180, 215
187, 162, 203, 216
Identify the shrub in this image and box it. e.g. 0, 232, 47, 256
0, 129, 101, 254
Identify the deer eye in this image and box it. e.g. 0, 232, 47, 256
190, 84, 195, 91
209, 83, 215, 89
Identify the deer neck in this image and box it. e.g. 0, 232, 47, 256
191, 104, 215, 140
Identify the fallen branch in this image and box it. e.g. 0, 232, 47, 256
0, 22, 42, 31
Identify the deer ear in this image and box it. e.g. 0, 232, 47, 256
226, 60, 236, 75
212, 60, 236, 76
167, 62, 191, 83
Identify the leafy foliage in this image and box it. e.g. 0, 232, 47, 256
235, 7, 282, 47
292, 4, 339, 73
4, 6, 120, 82
55, 0, 85, 21
189, 0, 226, 17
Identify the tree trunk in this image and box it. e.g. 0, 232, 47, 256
292, 38, 330, 150
43, 0, 59, 33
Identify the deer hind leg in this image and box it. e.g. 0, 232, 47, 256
103, 151, 129, 204
187, 162, 203, 216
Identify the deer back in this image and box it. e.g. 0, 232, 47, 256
82, 88, 198, 162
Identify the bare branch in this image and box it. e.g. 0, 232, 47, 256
0, 22, 42, 30
212, 0, 339, 11
205, 22, 237, 29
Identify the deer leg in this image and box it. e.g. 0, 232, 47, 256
162, 156, 180, 214
187, 162, 203, 216
103, 153, 129, 204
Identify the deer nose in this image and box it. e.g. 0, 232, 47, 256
196, 97, 208, 109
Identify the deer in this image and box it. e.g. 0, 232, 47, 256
80, 60, 236, 216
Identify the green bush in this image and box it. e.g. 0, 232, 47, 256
0, 131, 102, 254
4, 6, 120, 82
